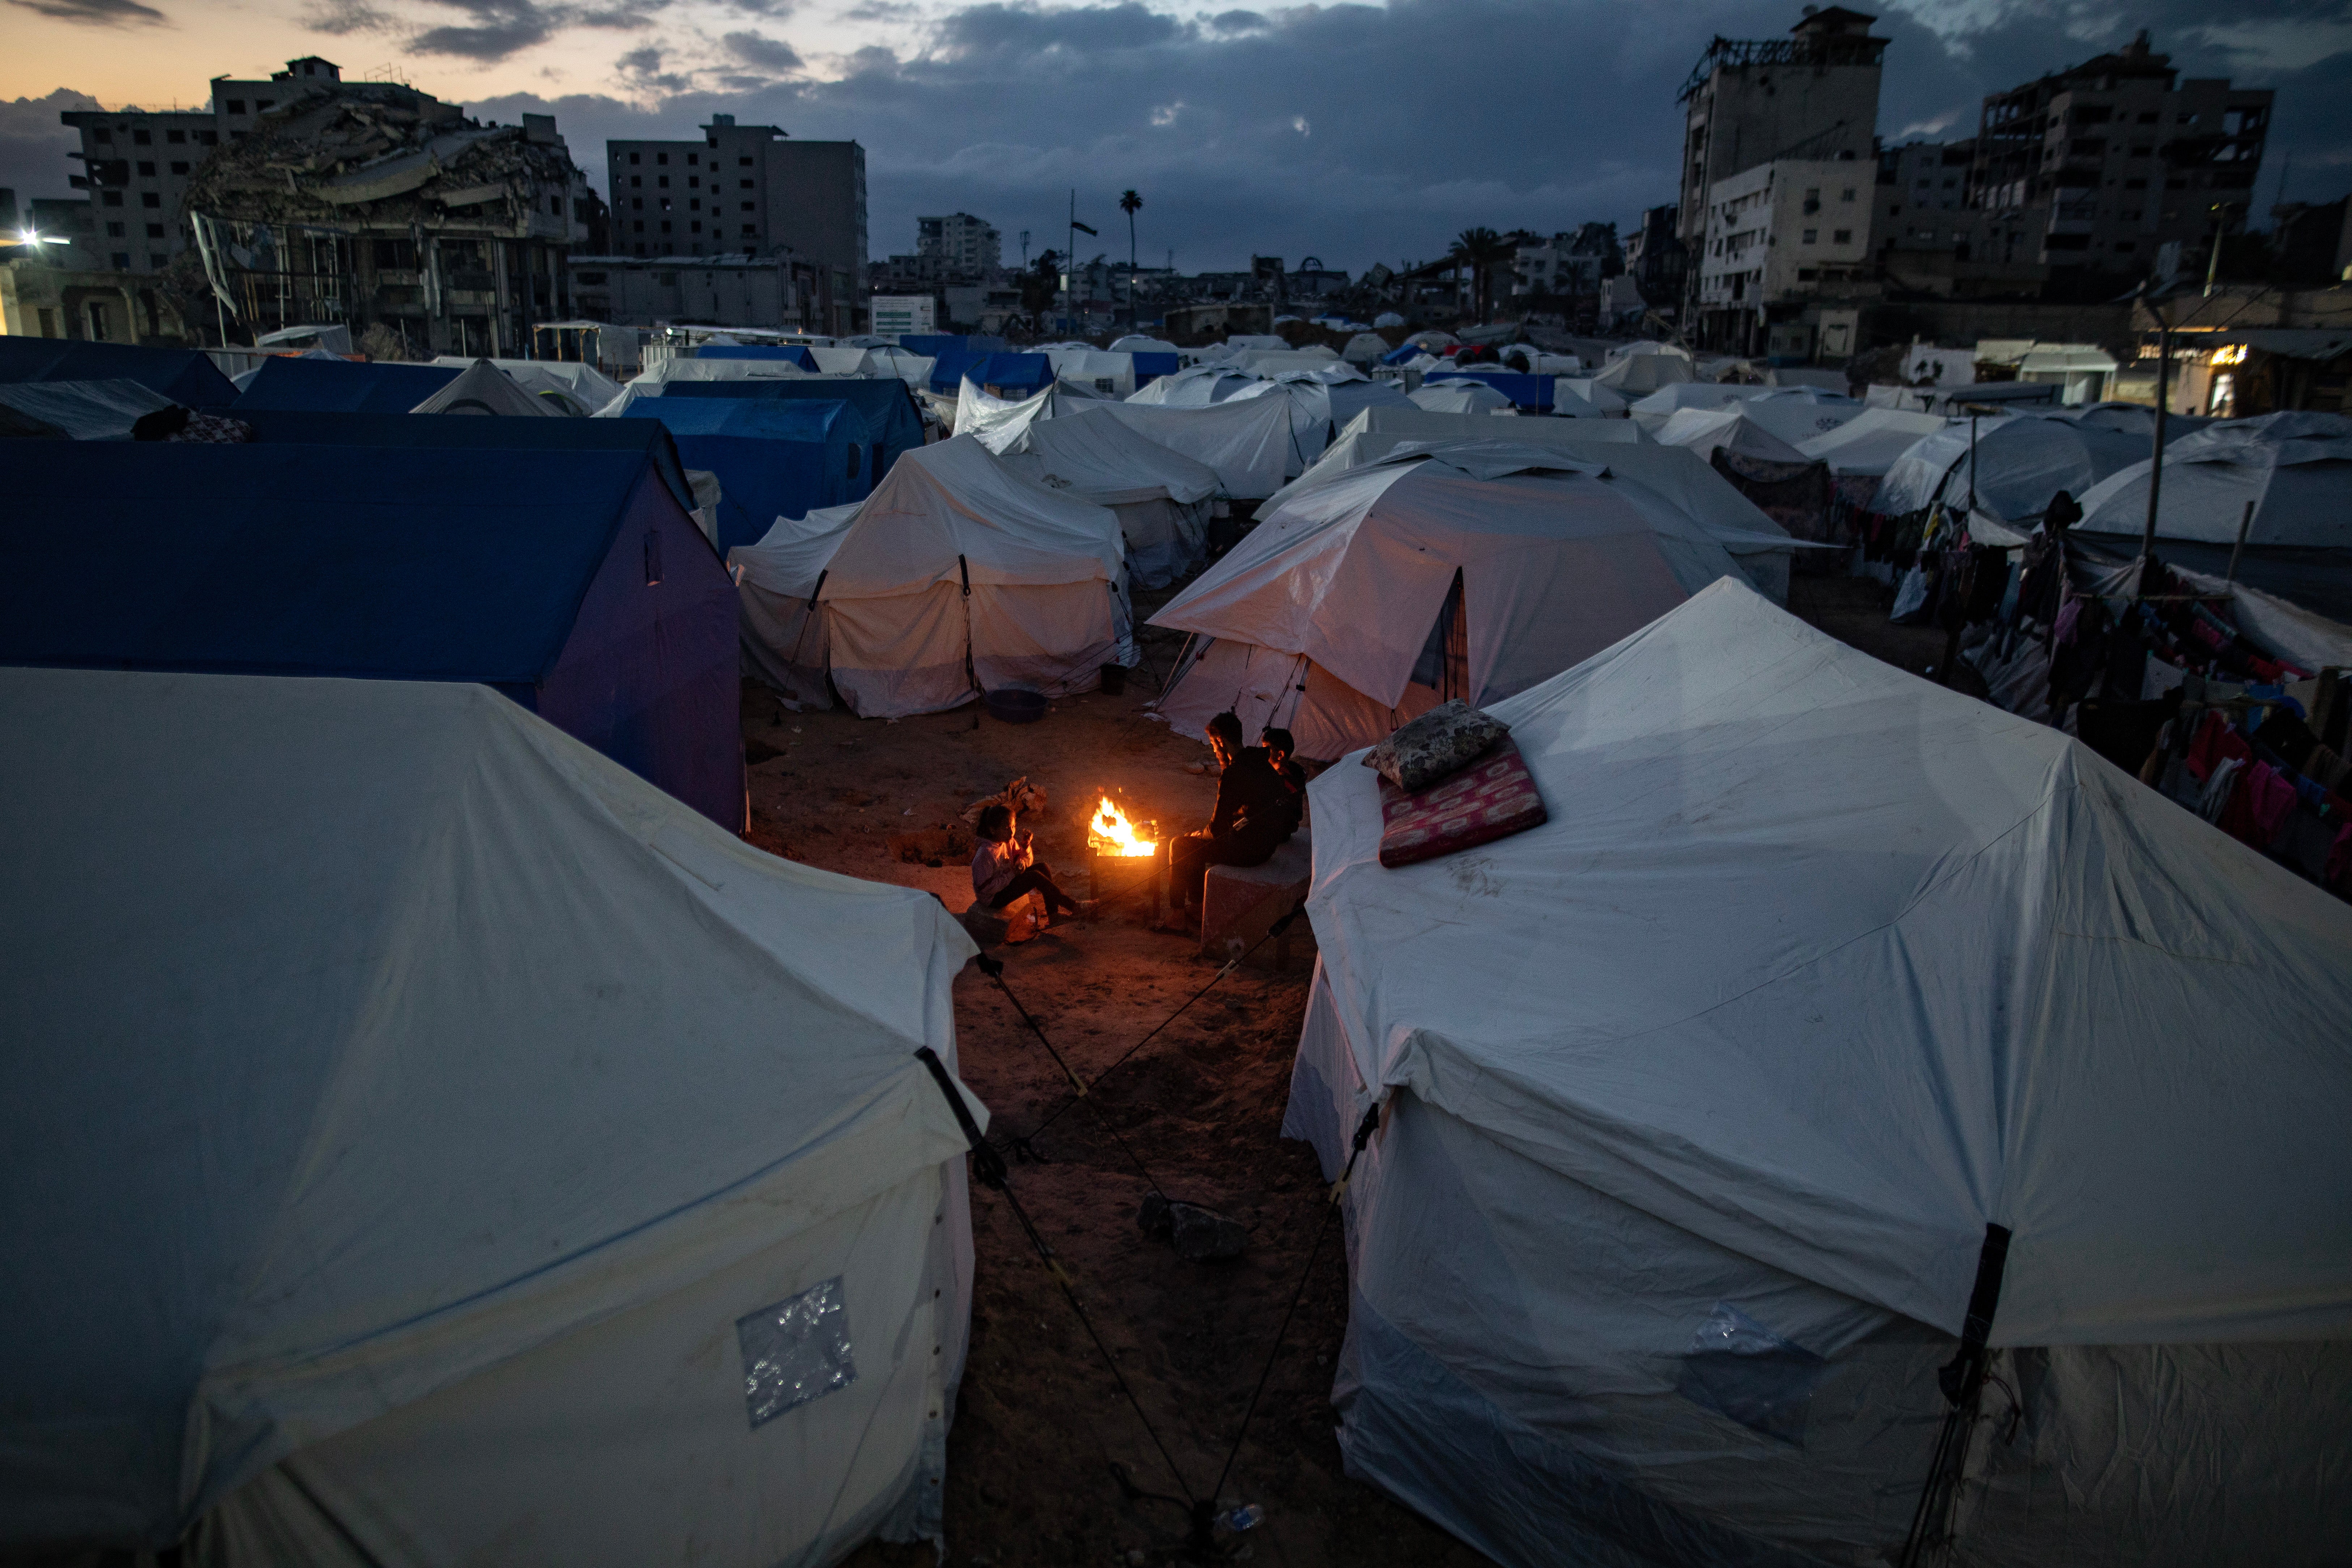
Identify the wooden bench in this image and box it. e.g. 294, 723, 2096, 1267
1198, 833, 1313, 970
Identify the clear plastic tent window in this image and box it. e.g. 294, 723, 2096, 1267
737, 1276, 858, 1428
1673, 1303, 1828, 1448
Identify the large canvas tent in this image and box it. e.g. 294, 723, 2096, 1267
728, 435, 1135, 717
1151, 442, 1770, 757
1630, 383, 1862, 444
409, 358, 563, 417
1591, 343, 1696, 394
1409, 380, 1513, 415
993, 405, 1219, 588
0, 440, 742, 827
618, 396, 875, 551
1096, 396, 1297, 500
1286, 577, 2352, 1568
0, 336, 237, 407
1875, 411, 2147, 524
1651, 406, 1809, 463
657, 377, 928, 482
231, 356, 462, 413
1794, 406, 1950, 476
430, 356, 622, 414
1275, 408, 1799, 602
0, 666, 989, 1567
2072, 410, 2352, 548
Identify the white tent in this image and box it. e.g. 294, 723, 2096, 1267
0, 666, 990, 1566
1285, 577, 2352, 1568
1374, 312, 1406, 329
1558, 376, 1631, 415
594, 355, 808, 415
1222, 334, 1290, 352
1650, 405, 1809, 463
429, 357, 622, 415
1627, 381, 1766, 432
2072, 410, 2352, 548
1408, 380, 1514, 415
1631, 382, 1861, 445
1271, 408, 1800, 603
411, 358, 563, 417
955, 376, 1110, 451
1592, 342, 1696, 394
1043, 347, 1146, 396
1224, 348, 1343, 376
0, 377, 172, 439
729, 435, 1135, 716
1225, 376, 1337, 473
1095, 396, 1297, 499
1875, 411, 2148, 523
1342, 332, 1393, 365
1152, 442, 1773, 757
1108, 334, 1180, 354
1126, 363, 1256, 407
995, 405, 1219, 588
807, 345, 880, 377
1795, 406, 1950, 476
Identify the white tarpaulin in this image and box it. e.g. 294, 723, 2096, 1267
955, 377, 1110, 454
434, 357, 623, 416
1559, 376, 1632, 415
1592, 343, 1695, 394
729, 435, 1134, 716
1125, 364, 1256, 407
994, 405, 1218, 588
1795, 407, 1950, 476
1151, 443, 1763, 756
1650, 406, 1808, 463
0, 667, 990, 1566
1283, 578, 2352, 1568
1409, 381, 1513, 415
1632, 384, 1860, 443
411, 358, 563, 417
1096, 396, 1295, 499
593, 356, 807, 415
2072, 410, 2352, 548
1874, 411, 2147, 523
0, 377, 173, 439
1272, 408, 1797, 603
1225, 376, 1336, 473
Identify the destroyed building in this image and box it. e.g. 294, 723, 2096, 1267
181, 77, 594, 357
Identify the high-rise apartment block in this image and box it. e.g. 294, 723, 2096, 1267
916, 213, 1000, 282
605, 116, 867, 335
1970, 33, 2271, 281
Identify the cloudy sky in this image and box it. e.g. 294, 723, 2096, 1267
4, 0, 2349, 271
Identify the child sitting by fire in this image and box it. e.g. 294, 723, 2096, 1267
972, 802, 1083, 925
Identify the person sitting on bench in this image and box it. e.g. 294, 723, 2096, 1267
973, 803, 1081, 922
1164, 711, 1292, 927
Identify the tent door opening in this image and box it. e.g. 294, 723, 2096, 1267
1408, 569, 1470, 705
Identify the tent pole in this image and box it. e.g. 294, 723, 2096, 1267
2224, 498, 2255, 589
2137, 308, 2173, 606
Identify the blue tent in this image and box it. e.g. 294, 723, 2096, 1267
900, 334, 1004, 360
963, 353, 1053, 397
231, 357, 461, 413
618, 396, 873, 549
233, 408, 704, 523
1381, 344, 1425, 367
1426, 369, 1555, 412
696, 344, 817, 369
0, 441, 743, 828
0, 338, 236, 408
660, 378, 926, 482
1132, 352, 1180, 390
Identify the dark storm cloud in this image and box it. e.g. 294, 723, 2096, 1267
8, 0, 164, 21
464, 0, 2352, 272
0, 88, 101, 204
723, 28, 804, 70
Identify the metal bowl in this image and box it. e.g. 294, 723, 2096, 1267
983, 687, 1050, 724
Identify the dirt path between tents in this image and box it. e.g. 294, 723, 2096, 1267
753, 575, 1986, 1567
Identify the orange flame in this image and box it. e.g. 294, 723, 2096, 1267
1090, 796, 1156, 857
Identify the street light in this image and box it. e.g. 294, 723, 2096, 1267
2203, 200, 2243, 298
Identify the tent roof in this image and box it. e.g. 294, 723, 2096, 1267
1409, 381, 1512, 415
1875, 412, 2147, 522
997, 404, 1220, 506
411, 358, 563, 417
774, 434, 1125, 599
1304, 577, 2352, 1348
2073, 413, 2352, 548
1795, 407, 1950, 475
1096, 395, 1297, 499
231, 357, 462, 414
617, 394, 868, 445
0, 377, 173, 439
0, 337, 238, 408
0, 665, 982, 1539
1652, 405, 1810, 463
1153, 452, 1747, 708
429, 357, 623, 414
957, 377, 1111, 452
0, 441, 665, 684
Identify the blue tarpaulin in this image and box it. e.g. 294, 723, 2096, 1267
618, 396, 873, 549
0, 338, 237, 408
0, 441, 743, 827
927, 348, 978, 394
1132, 352, 1180, 389
963, 353, 1053, 396
660, 377, 925, 482
900, 334, 1004, 360
1381, 344, 1424, 367
231, 357, 462, 413
1426, 370, 1555, 411
696, 345, 818, 369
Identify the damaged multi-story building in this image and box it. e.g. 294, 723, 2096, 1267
174, 59, 594, 357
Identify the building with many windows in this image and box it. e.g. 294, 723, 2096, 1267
605, 116, 867, 336
1694, 160, 1874, 356
916, 212, 1000, 281
1969, 33, 2271, 290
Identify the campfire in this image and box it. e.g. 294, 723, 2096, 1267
1089, 796, 1157, 858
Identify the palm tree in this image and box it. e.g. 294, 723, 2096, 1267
1119, 188, 1143, 284
1448, 226, 1512, 324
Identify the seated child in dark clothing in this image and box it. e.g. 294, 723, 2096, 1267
972, 803, 1081, 919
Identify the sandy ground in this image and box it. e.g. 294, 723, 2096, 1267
751, 571, 1981, 1567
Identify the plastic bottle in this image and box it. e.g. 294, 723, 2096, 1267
1218, 1504, 1265, 1532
